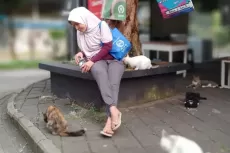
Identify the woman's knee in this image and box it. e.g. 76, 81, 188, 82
91, 61, 107, 76
108, 60, 124, 85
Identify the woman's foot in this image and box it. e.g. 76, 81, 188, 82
110, 106, 122, 131
100, 117, 114, 137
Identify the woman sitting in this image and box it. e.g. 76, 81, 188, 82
68, 7, 124, 137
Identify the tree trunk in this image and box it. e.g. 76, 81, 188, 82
122, 0, 141, 56
105, 0, 142, 56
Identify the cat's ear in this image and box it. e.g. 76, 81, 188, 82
161, 129, 168, 137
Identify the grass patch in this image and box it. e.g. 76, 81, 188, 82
0, 60, 44, 70
83, 106, 107, 123
68, 103, 107, 124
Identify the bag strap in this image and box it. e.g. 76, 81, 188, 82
98, 21, 103, 46
98, 21, 113, 46
99, 21, 102, 29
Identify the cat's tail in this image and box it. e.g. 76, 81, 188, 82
199, 97, 207, 100
60, 128, 86, 137
216, 84, 223, 89
150, 65, 159, 69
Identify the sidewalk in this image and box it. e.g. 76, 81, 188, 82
8, 79, 230, 153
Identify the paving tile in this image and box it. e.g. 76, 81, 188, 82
38, 103, 54, 113
113, 135, 142, 150
110, 126, 134, 138
89, 139, 118, 153
15, 95, 27, 101
23, 99, 39, 106
145, 145, 165, 153
119, 147, 146, 153
85, 130, 102, 141
33, 83, 46, 88
20, 105, 38, 122
80, 119, 102, 131
30, 88, 44, 92
27, 93, 42, 99
15, 99, 25, 110
62, 138, 90, 153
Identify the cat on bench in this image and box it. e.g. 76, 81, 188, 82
123, 54, 159, 70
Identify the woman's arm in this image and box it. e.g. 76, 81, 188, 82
80, 51, 86, 57
90, 41, 112, 63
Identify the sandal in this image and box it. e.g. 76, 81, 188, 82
112, 112, 122, 131
100, 121, 114, 137
100, 130, 113, 137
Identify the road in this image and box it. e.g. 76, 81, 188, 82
0, 69, 49, 153
0, 69, 49, 94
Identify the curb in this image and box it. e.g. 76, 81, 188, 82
6, 89, 61, 153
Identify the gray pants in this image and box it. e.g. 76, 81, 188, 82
91, 60, 125, 117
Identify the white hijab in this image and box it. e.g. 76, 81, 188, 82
68, 7, 109, 59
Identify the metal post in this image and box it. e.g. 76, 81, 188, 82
67, 24, 78, 59
81, 0, 88, 8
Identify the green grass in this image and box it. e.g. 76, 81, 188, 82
0, 60, 43, 70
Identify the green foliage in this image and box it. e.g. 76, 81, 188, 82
84, 106, 106, 123
190, 10, 230, 48
213, 26, 230, 47
212, 10, 221, 28
212, 10, 230, 47
49, 30, 66, 40
0, 60, 42, 70
69, 103, 106, 124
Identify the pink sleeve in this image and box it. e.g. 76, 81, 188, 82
90, 41, 112, 63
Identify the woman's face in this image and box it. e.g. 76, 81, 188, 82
71, 21, 87, 32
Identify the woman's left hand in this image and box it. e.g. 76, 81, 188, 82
81, 60, 94, 73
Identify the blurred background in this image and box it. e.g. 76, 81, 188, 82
0, 0, 229, 69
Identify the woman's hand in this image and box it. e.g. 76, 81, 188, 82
81, 60, 94, 73
74, 52, 83, 64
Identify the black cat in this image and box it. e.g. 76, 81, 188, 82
184, 92, 207, 109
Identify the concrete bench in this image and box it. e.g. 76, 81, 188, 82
39, 61, 190, 109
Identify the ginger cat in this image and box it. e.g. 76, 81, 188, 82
43, 105, 86, 137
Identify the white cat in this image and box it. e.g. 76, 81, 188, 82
160, 129, 203, 153
123, 55, 159, 70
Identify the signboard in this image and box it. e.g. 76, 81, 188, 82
101, 0, 126, 21
157, 0, 195, 19
88, 0, 103, 19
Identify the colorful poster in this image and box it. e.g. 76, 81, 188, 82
88, 0, 103, 19
157, 0, 195, 19
101, 0, 126, 21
